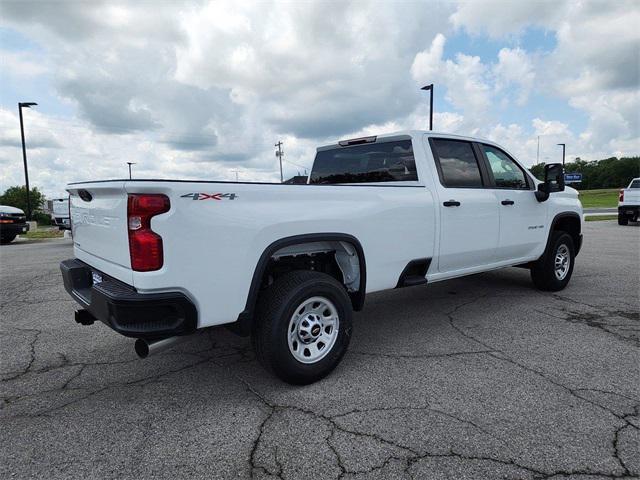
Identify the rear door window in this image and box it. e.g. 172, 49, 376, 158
430, 139, 483, 188
309, 139, 417, 184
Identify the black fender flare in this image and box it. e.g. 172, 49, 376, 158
545, 212, 582, 257
232, 233, 367, 335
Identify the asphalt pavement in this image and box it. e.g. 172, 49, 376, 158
1, 221, 639, 479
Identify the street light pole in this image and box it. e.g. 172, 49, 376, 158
18, 102, 37, 220
126, 162, 136, 180
421, 84, 434, 131
536, 135, 540, 164
275, 141, 284, 183
557, 143, 566, 166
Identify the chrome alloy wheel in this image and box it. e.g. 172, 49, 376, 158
287, 296, 339, 364
554, 244, 570, 280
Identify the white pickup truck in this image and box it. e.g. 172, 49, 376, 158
618, 177, 640, 225
51, 197, 71, 230
61, 131, 583, 384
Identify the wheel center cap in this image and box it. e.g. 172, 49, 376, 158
298, 314, 322, 343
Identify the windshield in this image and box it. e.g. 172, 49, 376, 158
310, 139, 418, 184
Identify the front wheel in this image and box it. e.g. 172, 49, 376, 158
0, 234, 17, 245
530, 232, 575, 291
252, 270, 353, 385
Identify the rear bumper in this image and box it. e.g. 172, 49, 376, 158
60, 258, 197, 339
53, 217, 71, 230
618, 206, 639, 218
0, 223, 29, 235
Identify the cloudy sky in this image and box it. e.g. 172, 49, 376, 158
1, 0, 638, 197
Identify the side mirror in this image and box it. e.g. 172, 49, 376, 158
535, 163, 565, 202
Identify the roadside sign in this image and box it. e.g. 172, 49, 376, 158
565, 173, 582, 183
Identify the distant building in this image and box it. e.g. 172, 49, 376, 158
42, 200, 53, 215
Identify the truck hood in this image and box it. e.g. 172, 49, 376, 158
0, 205, 25, 214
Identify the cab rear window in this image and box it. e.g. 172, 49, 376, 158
309, 139, 418, 184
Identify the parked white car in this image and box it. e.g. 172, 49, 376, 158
61, 131, 583, 384
618, 177, 640, 225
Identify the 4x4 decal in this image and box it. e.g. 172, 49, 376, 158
181, 193, 238, 200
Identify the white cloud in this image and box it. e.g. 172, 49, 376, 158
449, 0, 561, 38
0, 108, 289, 198
449, 0, 640, 163
0, 49, 47, 77
0, 0, 637, 196
532, 118, 571, 138
411, 34, 492, 135
494, 48, 535, 105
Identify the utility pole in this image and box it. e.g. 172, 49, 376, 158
232, 169, 239, 181
127, 162, 135, 179
421, 84, 434, 131
536, 135, 540, 164
18, 102, 37, 220
275, 141, 284, 183
557, 143, 566, 166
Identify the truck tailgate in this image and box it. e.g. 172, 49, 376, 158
68, 182, 133, 284
623, 189, 640, 205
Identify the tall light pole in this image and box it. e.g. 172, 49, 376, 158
421, 84, 434, 131
18, 102, 37, 220
536, 135, 540, 164
557, 143, 566, 166
275, 141, 284, 183
126, 162, 136, 179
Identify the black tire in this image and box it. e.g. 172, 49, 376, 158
530, 231, 575, 291
618, 214, 628, 226
252, 270, 353, 385
0, 234, 16, 245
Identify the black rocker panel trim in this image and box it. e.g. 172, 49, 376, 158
396, 258, 432, 288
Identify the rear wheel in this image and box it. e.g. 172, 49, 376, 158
0, 234, 17, 245
531, 231, 575, 291
618, 213, 628, 226
252, 270, 353, 385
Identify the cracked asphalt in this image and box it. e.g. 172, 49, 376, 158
1, 221, 639, 480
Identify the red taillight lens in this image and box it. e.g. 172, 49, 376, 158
619, 189, 624, 202
127, 194, 170, 271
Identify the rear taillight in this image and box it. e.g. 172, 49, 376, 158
127, 194, 170, 271
619, 189, 624, 202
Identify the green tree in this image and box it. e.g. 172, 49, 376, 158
528, 156, 640, 189
0, 186, 46, 214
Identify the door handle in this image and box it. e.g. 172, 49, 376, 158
443, 200, 461, 207
501, 199, 515, 205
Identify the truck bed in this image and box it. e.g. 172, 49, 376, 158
68, 179, 436, 328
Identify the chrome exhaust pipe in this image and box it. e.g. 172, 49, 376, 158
134, 336, 187, 359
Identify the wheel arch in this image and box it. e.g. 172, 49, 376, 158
548, 212, 582, 256
232, 233, 366, 335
